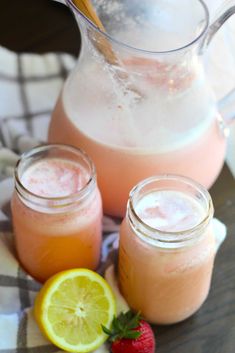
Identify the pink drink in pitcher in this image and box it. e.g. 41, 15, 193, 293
48, 0, 233, 217
49, 88, 225, 217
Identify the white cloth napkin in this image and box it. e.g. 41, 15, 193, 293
0, 46, 124, 352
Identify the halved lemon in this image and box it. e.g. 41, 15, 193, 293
34, 269, 116, 352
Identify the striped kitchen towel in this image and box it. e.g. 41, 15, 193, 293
0, 46, 124, 353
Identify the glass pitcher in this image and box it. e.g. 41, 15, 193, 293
49, 0, 235, 217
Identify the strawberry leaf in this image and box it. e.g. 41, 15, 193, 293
101, 310, 142, 342
124, 331, 141, 339
101, 325, 112, 335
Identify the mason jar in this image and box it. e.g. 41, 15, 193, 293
11, 144, 102, 282
118, 175, 215, 324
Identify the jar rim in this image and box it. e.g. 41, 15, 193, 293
128, 174, 214, 247
14, 144, 96, 209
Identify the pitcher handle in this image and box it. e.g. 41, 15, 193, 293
218, 88, 235, 127
201, 1, 235, 49
201, 1, 235, 127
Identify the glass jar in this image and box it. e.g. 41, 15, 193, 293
11, 144, 102, 282
118, 175, 215, 324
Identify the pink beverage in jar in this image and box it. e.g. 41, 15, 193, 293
11, 144, 102, 282
118, 175, 216, 324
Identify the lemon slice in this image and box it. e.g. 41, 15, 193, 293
34, 269, 116, 352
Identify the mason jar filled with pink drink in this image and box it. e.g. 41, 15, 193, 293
11, 144, 102, 282
118, 175, 216, 324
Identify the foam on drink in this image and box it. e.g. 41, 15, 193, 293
21, 159, 89, 198
135, 190, 204, 232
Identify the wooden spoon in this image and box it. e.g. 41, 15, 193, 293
72, 0, 143, 100
72, 0, 120, 66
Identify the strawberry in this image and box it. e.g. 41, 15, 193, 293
102, 310, 155, 353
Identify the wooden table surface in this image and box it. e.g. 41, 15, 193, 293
1, 1, 235, 352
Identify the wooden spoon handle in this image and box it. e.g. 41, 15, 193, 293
73, 0, 119, 66
72, 0, 143, 101
73, 0, 105, 30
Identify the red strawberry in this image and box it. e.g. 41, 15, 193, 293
102, 310, 155, 353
